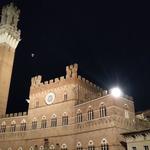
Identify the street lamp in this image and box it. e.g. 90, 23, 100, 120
110, 87, 122, 97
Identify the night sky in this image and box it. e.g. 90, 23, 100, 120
0, 0, 150, 113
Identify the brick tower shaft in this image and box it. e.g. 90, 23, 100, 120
0, 3, 21, 117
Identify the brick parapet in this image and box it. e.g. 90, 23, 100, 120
0, 112, 28, 119
30, 75, 101, 95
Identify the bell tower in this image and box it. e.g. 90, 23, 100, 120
0, 3, 21, 117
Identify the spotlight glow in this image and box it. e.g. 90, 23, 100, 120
111, 87, 122, 97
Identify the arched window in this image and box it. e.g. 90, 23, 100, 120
50, 145, 55, 150
32, 117, 37, 129
124, 104, 129, 119
61, 144, 67, 150
76, 142, 83, 150
10, 120, 16, 132
101, 138, 109, 150
62, 112, 68, 126
29, 146, 34, 150
39, 146, 44, 150
88, 140, 95, 150
100, 103, 107, 117
77, 109, 82, 123
34, 145, 38, 150
88, 106, 94, 121
18, 147, 23, 150
0, 121, 6, 133
20, 119, 26, 131
41, 116, 47, 128
64, 92, 67, 101
35, 101, 39, 108
51, 114, 57, 127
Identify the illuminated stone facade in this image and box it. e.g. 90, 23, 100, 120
0, 3, 149, 150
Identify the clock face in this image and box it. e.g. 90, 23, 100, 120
45, 92, 55, 105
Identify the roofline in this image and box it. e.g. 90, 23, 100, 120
122, 128, 150, 137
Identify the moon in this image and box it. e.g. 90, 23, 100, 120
31, 53, 35, 57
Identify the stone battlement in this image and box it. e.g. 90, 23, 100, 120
30, 64, 101, 92
1, 112, 28, 119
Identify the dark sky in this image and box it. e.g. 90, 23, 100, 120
0, 0, 150, 113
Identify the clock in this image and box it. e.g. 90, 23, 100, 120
45, 92, 55, 105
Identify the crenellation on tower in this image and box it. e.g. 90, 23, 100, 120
1, 3, 20, 28
30, 64, 101, 93
54, 77, 59, 83
49, 79, 54, 83
60, 76, 65, 81
66, 63, 78, 79
44, 81, 48, 84
31, 75, 42, 86
0, 3, 21, 50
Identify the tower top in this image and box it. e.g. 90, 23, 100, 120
0, 3, 21, 49
1, 3, 20, 28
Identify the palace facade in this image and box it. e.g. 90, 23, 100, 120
0, 3, 149, 150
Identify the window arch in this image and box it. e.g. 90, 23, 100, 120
77, 109, 82, 123
77, 109, 81, 113
101, 138, 109, 150
51, 114, 57, 127
124, 104, 128, 108
62, 112, 68, 126
50, 145, 55, 150
10, 120, 16, 132
99, 103, 107, 117
76, 141, 83, 150
20, 119, 26, 131
29, 146, 34, 150
0, 121, 6, 133
88, 106, 94, 121
34, 145, 38, 150
88, 140, 95, 150
39, 145, 44, 150
32, 117, 37, 129
41, 116, 47, 128
18, 147, 23, 150
51, 114, 57, 118
63, 112, 68, 116
61, 144, 67, 150
21, 119, 26, 123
